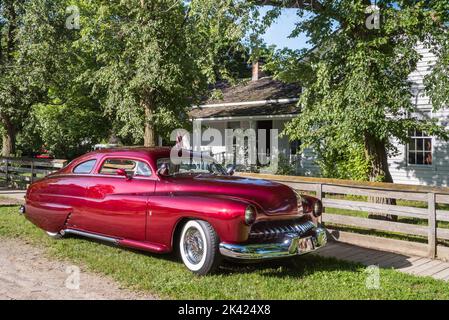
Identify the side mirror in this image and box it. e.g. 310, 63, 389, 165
226, 165, 236, 176
157, 163, 170, 177
116, 169, 132, 180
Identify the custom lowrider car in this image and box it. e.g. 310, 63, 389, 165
21, 147, 327, 275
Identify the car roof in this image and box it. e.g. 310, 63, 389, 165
92, 146, 170, 154
61, 147, 217, 175
83, 147, 214, 161
84, 146, 169, 158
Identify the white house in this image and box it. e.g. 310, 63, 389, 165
190, 46, 448, 186
387, 43, 449, 186
189, 62, 315, 174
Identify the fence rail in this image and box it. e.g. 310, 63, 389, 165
238, 173, 449, 261
0, 157, 67, 189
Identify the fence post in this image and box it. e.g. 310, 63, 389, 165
30, 160, 35, 184
316, 183, 325, 224
5, 159, 9, 184
428, 192, 437, 259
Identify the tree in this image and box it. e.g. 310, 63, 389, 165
251, 1, 449, 220
0, 0, 70, 156
18, 102, 110, 160
76, 0, 255, 147
252, 0, 449, 185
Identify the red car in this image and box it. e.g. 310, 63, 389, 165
21, 147, 327, 275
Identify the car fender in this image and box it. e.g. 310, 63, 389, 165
147, 194, 252, 250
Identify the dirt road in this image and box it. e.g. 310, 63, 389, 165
0, 238, 157, 300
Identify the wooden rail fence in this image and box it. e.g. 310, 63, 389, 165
239, 173, 449, 261
0, 157, 67, 189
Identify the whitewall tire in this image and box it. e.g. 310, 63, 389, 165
179, 220, 221, 275
46, 231, 63, 239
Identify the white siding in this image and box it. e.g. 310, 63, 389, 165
389, 44, 449, 186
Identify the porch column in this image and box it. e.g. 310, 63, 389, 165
192, 119, 202, 152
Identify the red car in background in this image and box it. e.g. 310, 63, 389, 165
21, 147, 327, 275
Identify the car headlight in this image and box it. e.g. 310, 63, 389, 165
244, 206, 257, 225
313, 200, 323, 217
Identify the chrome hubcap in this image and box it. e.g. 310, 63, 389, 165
183, 227, 204, 265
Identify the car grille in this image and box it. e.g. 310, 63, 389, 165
249, 220, 316, 241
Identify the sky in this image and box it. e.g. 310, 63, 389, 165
260, 7, 311, 51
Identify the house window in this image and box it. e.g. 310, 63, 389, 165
408, 130, 433, 166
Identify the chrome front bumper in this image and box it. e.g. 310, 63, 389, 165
219, 228, 327, 260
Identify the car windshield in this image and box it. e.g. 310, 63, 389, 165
157, 156, 226, 176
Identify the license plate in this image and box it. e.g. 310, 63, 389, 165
297, 236, 315, 253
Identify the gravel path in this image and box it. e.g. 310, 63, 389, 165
0, 238, 157, 300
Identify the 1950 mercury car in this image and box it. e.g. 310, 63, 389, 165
21, 147, 327, 275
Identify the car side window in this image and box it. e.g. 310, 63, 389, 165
135, 161, 152, 177
73, 160, 96, 174
100, 158, 152, 177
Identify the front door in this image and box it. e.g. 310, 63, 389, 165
257, 120, 273, 165
73, 158, 155, 241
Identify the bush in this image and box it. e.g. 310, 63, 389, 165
316, 143, 370, 181
18, 104, 111, 160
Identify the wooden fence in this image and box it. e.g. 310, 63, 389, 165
0, 157, 67, 189
239, 173, 449, 261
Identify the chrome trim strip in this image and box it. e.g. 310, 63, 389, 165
219, 228, 327, 260
249, 220, 316, 240
63, 229, 120, 245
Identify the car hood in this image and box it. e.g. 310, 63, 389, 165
161, 175, 299, 215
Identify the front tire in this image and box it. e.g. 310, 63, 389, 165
179, 220, 221, 276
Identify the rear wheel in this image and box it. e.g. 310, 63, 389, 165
46, 231, 63, 239
179, 220, 221, 276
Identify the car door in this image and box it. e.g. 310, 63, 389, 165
74, 157, 155, 241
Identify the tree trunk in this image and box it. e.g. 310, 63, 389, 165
364, 133, 398, 221
142, 98, 156, 148
2, 122, 16, 157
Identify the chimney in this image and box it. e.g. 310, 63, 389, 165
252, 61, 261, 82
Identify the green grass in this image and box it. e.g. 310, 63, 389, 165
1, 206, 449, 299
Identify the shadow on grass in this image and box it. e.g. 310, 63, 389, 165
0, 204, 24, 208
218, 254, 363, 278
64, 234, 403, 280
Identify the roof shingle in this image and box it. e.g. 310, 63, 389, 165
204, 77, 301, 104
190, 77, 301, 119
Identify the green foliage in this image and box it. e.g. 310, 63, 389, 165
0, 0, 72, 155
18, 103, 110, 160
261, 0, 449, 181
316, 143, 370, 181
75, 0, 256, 144
1, 1, 260, 157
